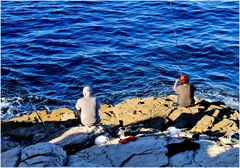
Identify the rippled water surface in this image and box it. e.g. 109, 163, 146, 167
1, 1, 239, 119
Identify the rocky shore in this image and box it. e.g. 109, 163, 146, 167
1, 95, 239, 167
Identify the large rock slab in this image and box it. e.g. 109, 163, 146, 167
1, 147, 22, 167
169, 151, 197, 167
1, 136, 21, 152
169, 140, 239, 167
68, 136, 169, 167
100, 96, 179, 127
212, 119, 238, 135
68, 136, 239, 167
67, 156, 98, 167
194, 140, 239, 167
3, 95, 239, 136
8, 108, 76, 123
4, 123, 65, 141
99, 95, 238, 132
193, 115, 215, 131
19, 142, 67, 167
49, 126, 105, 154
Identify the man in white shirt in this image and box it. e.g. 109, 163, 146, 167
75, 86, 100, 126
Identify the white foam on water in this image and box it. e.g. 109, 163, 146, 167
0, 96, 24, 120
196, 91, 239, 110
0, 98, 11, 109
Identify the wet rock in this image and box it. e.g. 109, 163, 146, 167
68, 137, 168, 167
19, 142, 67, 167
1, 147, 22, 167
49, 126, 105, 155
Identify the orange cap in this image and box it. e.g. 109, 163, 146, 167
179, 75, 189, 84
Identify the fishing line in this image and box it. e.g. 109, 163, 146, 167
169, 0, 182, 75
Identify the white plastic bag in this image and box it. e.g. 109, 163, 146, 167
94, 135, 109, 145
167, 127, 182, 137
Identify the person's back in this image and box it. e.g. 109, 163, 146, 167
75, 86, 100, 126
173, 75, 195, 107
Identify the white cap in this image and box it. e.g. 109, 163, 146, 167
83, 86, 91, 97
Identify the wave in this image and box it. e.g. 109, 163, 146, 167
1, 1, 238, 119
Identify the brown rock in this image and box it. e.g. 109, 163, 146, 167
212, 110, 220, 117
7, 108, 77, 123
212, 119, 238, 135
44, 108, 76, 122
193, 115, 215, 131
3, 95, 239, 138
229, 112, 239, 121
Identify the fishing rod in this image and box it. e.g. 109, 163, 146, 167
169, 0, 182, 76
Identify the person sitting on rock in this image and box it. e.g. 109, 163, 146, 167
173, 74, 196, 107
75, 86, 100, 126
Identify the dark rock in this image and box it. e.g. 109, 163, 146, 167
1, 136, 20, 152
1, 147, 22, 167
19, 142, 67, 167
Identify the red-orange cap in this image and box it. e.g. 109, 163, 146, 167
179, 75, 189, 84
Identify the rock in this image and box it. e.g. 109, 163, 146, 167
212, 109, 220, 117
19, 142, 67, 167
100, 96, 174, 127
9, 111, 48, 123
169, 140, 239, 167
32, 133, 50, 143
212, 119, 238, 135
212, 147, 239, 167
1, 147, 22, 167
194, 140, 239, 167
169, 112, 200, 128
4, 95, 238, 133
49, 126, 105, 155
99, 95, 236, 131
68, 136, 169, 167
168, 108, 186, 121
43, 108, 76, 122
230, 111, 239, 120
67, 156, 98, 167
5, 123, 66, 143
1, 136, 20, 152
193, 115, 215, 131
8, 108, 76, 123
1, 95, 239, 167
169, 151, 196, 167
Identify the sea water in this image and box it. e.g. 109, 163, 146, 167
1, 1, 239, 119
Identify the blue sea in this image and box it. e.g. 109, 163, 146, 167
1, 1, 239, 119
